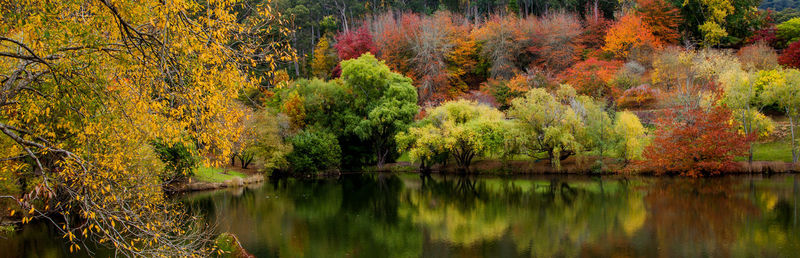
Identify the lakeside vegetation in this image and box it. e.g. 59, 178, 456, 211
1, 0, 800, 256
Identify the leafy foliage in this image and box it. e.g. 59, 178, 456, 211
400, 100, 508, 170
617, 84, 660, 108
779, 41, 800, 67
637, 0, 683, 44
561, 58, 622, 98
642, 102, 751, 176
311, 36, 337, 79
777, 17, 800, 44
614, 112, 647, 162
151, 140, 199, 183
760, 68, 800, 163
0, 0, 295, 255
341, 54, 419, 168
250, 109, 292, 172
603, 14, 661, 59
286, 131, 341, 174
737, 42, 780, 70
507, 86, 584, 170
334, 26, 378, 61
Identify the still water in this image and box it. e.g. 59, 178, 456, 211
3, 173, 800, 257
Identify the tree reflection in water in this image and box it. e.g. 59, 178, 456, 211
180, 174, 800, 258
4, 174, 800, 257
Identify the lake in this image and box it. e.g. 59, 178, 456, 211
3, 173, 800, 257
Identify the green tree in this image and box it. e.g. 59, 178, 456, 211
342, 54, 419, 169
402, 100, 508, 170
507, 85, 583, 170
777, 17, 800, 45
286, 130, 342, 174
396, 124, 448, 171
574, 95, 615, 159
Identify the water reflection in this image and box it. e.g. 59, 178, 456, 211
2, 174, 800, 257
181, 174, 800, 258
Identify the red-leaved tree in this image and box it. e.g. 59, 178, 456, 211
643, 101, 752, 176
334, 26, 378, 61
779, 41, 800, 68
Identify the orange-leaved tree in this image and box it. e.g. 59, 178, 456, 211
561, 58, 622, 98
602, 13, 661, 59
636, 0, 682, 44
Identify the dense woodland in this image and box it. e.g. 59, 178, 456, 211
256, 0, 800, 176
1, 0, 800, 256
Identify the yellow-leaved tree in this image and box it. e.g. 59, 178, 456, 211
0, 0, 294, 256
311, 36, 337, 79
613, 111, 647, 162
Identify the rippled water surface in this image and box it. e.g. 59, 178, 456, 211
4, 173, 800, 257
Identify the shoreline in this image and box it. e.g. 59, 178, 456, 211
168, 174, 265, 192
382, 158, 800, 176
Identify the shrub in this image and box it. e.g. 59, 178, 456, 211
737, 42, 779, 71
617, 84, 660, 108
151, 139, 199, 183
610, 61, 645, 90
286, 131, 341, 174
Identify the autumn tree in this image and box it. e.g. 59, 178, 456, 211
369, 12, 456, 103
311, 36, 337, 79
0, 0, 294, 255
576, 94, 617, 160
520, 13, 583, 72
737, 41, 780, 71
674, 0, 759, 46
395, 124, 448, 171
613, 112, 647, 162
761, 68, 800, 163
602, 13, 660, 59
779, 41, 800, 68
719, 68, 775, 163
473, 16, 521, 79
642, 96, 751, 176
249, 109, 292, 171
334, 26, 378, 61
636, 0, 682, 44
561, 58, 622, 98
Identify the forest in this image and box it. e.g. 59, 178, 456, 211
254, 0, 800, 176
1, 0, 800, 256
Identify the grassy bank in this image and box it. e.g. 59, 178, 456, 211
193, 167, 247, 183
736, 140, 795, 163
